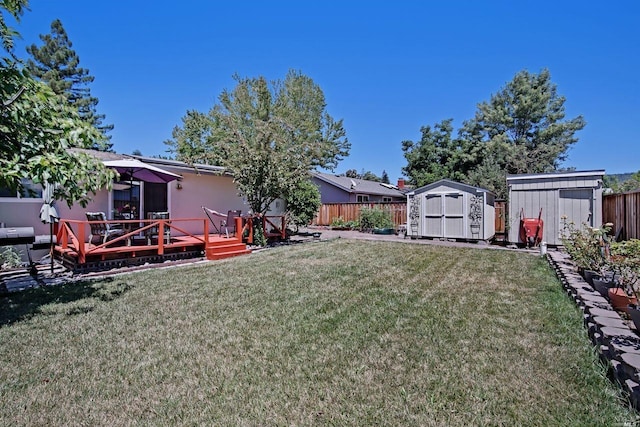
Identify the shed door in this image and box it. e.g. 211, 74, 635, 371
422, 193, 464, 238
559, 189, 594, 232
424, 194, 442, 237
444, 193, 464, 238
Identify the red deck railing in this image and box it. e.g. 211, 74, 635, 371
236, 214, 286, 244
56, 217, 221, 265
55, 214, 287, 267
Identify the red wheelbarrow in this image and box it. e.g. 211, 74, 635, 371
519, 208, 543, 248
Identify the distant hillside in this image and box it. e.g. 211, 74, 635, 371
607, 173, 634, 183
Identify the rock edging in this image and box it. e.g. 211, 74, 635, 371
547, 250, 640, 409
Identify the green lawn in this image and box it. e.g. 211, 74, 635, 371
1, 240, 637, 426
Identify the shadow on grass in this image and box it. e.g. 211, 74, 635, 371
0, 277, 133, 327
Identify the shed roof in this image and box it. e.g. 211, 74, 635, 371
409, 179, 494, 196
506, 170, 605, 182
312, 172, 405, 197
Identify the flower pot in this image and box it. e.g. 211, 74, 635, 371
608, 287, 637, 314
582, 269, 599, 286
593, 277, 616, 298
628, 305, 640, 331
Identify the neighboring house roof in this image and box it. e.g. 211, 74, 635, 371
410, 179, 494, 196
312, 172, 405, 198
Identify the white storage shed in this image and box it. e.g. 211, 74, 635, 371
506, 170, 605, 246
406, 179, 496, 241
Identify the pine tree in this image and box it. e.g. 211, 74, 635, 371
402, 69, 585, 198
26, 19, 113, 150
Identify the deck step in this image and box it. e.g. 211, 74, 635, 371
206, 249, 251, 260
205, 241, 250, 261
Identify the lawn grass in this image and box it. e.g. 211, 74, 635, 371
1, 240, 638, 426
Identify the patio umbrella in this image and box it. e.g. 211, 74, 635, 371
103, 158, 181, 219
39, 182, 59, 273
103, 159, 181, 184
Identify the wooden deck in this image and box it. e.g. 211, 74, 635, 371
54, 217, 250, 272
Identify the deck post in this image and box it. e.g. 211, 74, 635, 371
158, 220, 164, 255
204, 218, 209, 253
235, 216, 243, 242
59, 222, 68, 249
78, 221, 86, 264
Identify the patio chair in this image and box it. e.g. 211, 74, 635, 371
202, 207, 241, 238
86, 212, 124, 245
220, 210, 242, 238
145, 211, 171, 245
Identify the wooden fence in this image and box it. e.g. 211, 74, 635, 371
603, 190, 640, 240
313, 202, 407, 227
494, 200, 507, 240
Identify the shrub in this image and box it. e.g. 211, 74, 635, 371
560, 219, 610, 272
0, 247, 22, 270
330, 217, 358, 229
608, 239, 640, 296
359, 206, 393, 231
285, 180, 321, 231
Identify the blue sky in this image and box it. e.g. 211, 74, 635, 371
11, 0, 640, 180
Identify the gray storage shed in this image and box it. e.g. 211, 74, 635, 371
406, 179, 496, 241
507, 170, 605, 246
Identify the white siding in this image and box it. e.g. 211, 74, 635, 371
408, 179, 495, 241
507, 171, 604, 245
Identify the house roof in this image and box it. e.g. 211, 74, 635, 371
312, 172, 405, 197
70, 148, 129, 161
410, 179, 494, 196
71, 149, 228, 176
130, 155, 227, 175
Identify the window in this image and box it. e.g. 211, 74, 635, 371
356, 194, 369, 202
382, 196, 392, 202
0, 179, 43, 199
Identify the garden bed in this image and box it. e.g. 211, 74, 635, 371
547, 250, 640, 409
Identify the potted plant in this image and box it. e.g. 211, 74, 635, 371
560, 219, 611, 285
606, 239, 640, 323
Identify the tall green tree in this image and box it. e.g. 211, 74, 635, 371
26, 19, 113, 150
605, 171, 640, 194
461, 69, 585, 196
0, 0, 27, 53
381, 170, 390, 184
345, 169, 358, 178
360, 170, 381, 182
166, 70, 349, 215
1, 2, 116, 206
342, 169, 382, 182
401, 118, 468, 187
402, 69, 585, 198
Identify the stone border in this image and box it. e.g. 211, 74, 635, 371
547, 251, 640, 408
